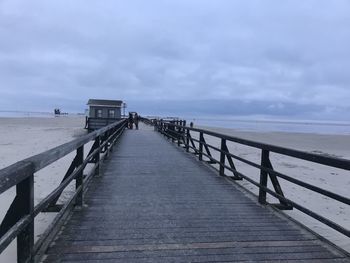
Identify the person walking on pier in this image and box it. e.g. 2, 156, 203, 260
128, 113, 133, 129
134, 113, 139, 130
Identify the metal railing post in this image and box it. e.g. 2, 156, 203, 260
258, 149, 269, 204
17, 174, 34, 263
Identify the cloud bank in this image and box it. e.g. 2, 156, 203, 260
0, 0, 349, 119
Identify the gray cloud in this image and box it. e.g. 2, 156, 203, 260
0, 0, 350, 118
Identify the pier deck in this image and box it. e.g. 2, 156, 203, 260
44, 124, 348, 262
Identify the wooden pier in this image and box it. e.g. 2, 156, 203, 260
44, 124, 348, 262
0, 120, 349, 262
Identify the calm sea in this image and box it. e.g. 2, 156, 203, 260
0, 111, 82, 118
2, 111, 350, 135
0, 111, 53, 118
186, 117, 350, 135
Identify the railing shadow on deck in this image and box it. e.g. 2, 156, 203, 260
0, 119, 127, 263
141, 117, 350, 242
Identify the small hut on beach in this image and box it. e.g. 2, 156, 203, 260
85, 99, 123, 131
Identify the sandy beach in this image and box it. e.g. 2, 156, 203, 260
0, 117, 349, 262
198, 125, 350, 252
0, 116, 86, 262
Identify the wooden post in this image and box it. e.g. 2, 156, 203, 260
258, 149, 269, 204
186, 129, 190, 152
183, 121, 186, 136
199, 132, 204, 161
95, 136, 101, 177
170, 122, 175, 142
110, 127, 115, 152
104, 132, 110, 160
220, 139, 226, 176
17, 174, 34, 263
75, 146, 84, 206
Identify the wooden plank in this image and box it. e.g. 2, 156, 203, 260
47, 241, 326, 254
44, 253, 349, 263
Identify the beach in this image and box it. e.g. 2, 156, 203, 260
0, 117, 349, 262
0, 116, 86, 262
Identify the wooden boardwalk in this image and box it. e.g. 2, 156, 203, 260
44, 124, 349, 262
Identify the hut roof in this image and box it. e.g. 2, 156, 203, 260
87, 99, 123, 108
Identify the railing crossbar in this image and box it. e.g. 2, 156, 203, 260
163, 122, 350, 170
182, 132, 350, 206
206, 156, 350, 237
0, 216, 31, 254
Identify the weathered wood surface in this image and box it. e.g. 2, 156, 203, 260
43, 124, 349, 262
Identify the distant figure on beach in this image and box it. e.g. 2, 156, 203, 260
190, 122, 194, 128
134, 113, 139, 130
54, 108, 61, 115
128, 113, 133, 129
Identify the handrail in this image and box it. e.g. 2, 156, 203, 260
0, 120, 125, 194
166, 122, 350, 170
146, 118, 350, 239
0, 119, 127, 262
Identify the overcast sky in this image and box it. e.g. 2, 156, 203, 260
0, 0, 349, 119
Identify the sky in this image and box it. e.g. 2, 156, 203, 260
0, 0, 350, 120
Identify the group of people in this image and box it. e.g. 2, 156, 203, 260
128, 112, 139, 129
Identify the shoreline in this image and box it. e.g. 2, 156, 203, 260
191, 118, 350, 135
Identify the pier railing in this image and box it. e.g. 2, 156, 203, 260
146, 118, 350, 239
0, 119, 127, 262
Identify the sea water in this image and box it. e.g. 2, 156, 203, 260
0, 111, 82, 118
2, 111, 350, 135
186, 117, 350, 135
0, 110, 53, 118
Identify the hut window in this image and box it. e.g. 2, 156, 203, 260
108, 109, 115, 118
96, 109, 102, 118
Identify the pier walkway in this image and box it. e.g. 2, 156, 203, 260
44, 124, 348, 262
